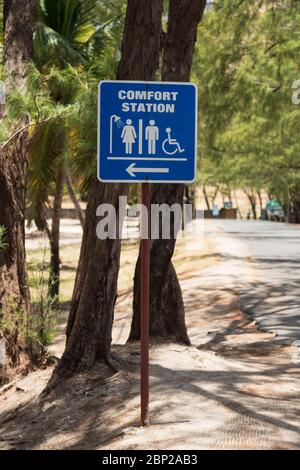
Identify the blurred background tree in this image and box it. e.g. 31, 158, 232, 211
193, 0, 300, 220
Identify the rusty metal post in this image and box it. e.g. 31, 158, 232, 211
141, 182, 150, 426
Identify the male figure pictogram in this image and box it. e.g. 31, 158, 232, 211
145, 120, 159, 155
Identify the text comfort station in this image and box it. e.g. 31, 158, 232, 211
117, 89, 179, 113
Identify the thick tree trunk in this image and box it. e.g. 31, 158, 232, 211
130, 184, 189, 343
0, 0, 35, 368
65, 168, 85, 227
48, 165, 65, 305
0, 130, 30, 366
47, 0, 164, 384
0, 0, 35, 111
130, 0, 206, 344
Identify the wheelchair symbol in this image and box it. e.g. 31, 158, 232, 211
162, 127, 185, 155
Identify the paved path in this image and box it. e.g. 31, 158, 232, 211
110, 220, 300, 450
108, 220, 300, 450
2, 218, 300, 450
204, 220, 300, 345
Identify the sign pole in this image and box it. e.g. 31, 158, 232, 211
98, 80, 198, 426
141, 182, 150, 426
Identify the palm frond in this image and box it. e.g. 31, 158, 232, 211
34, 0, 102, 67
34, 22, 82, 67
27, 118, 66, 228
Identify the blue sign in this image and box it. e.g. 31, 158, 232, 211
98, 80, 198, 183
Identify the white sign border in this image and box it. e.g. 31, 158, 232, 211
97, 80, 198, 184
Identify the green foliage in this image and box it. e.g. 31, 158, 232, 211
0, 225, 7, 252
34, 0, 104, 68
27, 253, 57, 349
0, 246, 56, 362
0, 0, 3, 76
67, 64, 111, 189
25, 0, 123, 222
193, 0, 300, 205
0, 300, 26, 337
27, 117, 67, 228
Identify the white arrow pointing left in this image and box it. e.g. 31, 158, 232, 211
126, 163, 169, 178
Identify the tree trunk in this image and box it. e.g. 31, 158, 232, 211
257, 191, 263, 218
245, 190, 257, 220
47, 0, 164, 384
0, 0, 35, 113
221, 189, 225, 206
226, 184, 233, 204
290, 190, 300, 223
185, 186, 191, 205
203, 185, 211, 211
0, 0, 35, 368
251, 203, 257, 220
212, 185, 219, 206
65, 168, 85, 228
130, 184, 189, 343
234, 190, 243, 219
285, 187, 291, 223
130, 0, 206, 344
48, 165, 65, 306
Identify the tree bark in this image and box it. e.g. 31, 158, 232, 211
129, 0, 206, 344
234, 190, 243, 219
130, 184, 189, 343
226, 184, 233, 204
65, 168, 85, 228
0, 0, 36, 368
0, 0, 35, 114
257, 190, 263, 218
48, 165, 65, 306
47, 0, 164, 384
212, 185, 219, 206
290, 190, 300, 223
203, 185, 211, 211
245, 190, 257, 220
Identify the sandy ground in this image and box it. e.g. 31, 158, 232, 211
0, 222, 299, 450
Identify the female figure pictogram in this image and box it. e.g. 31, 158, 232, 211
121, 119, 137, 154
